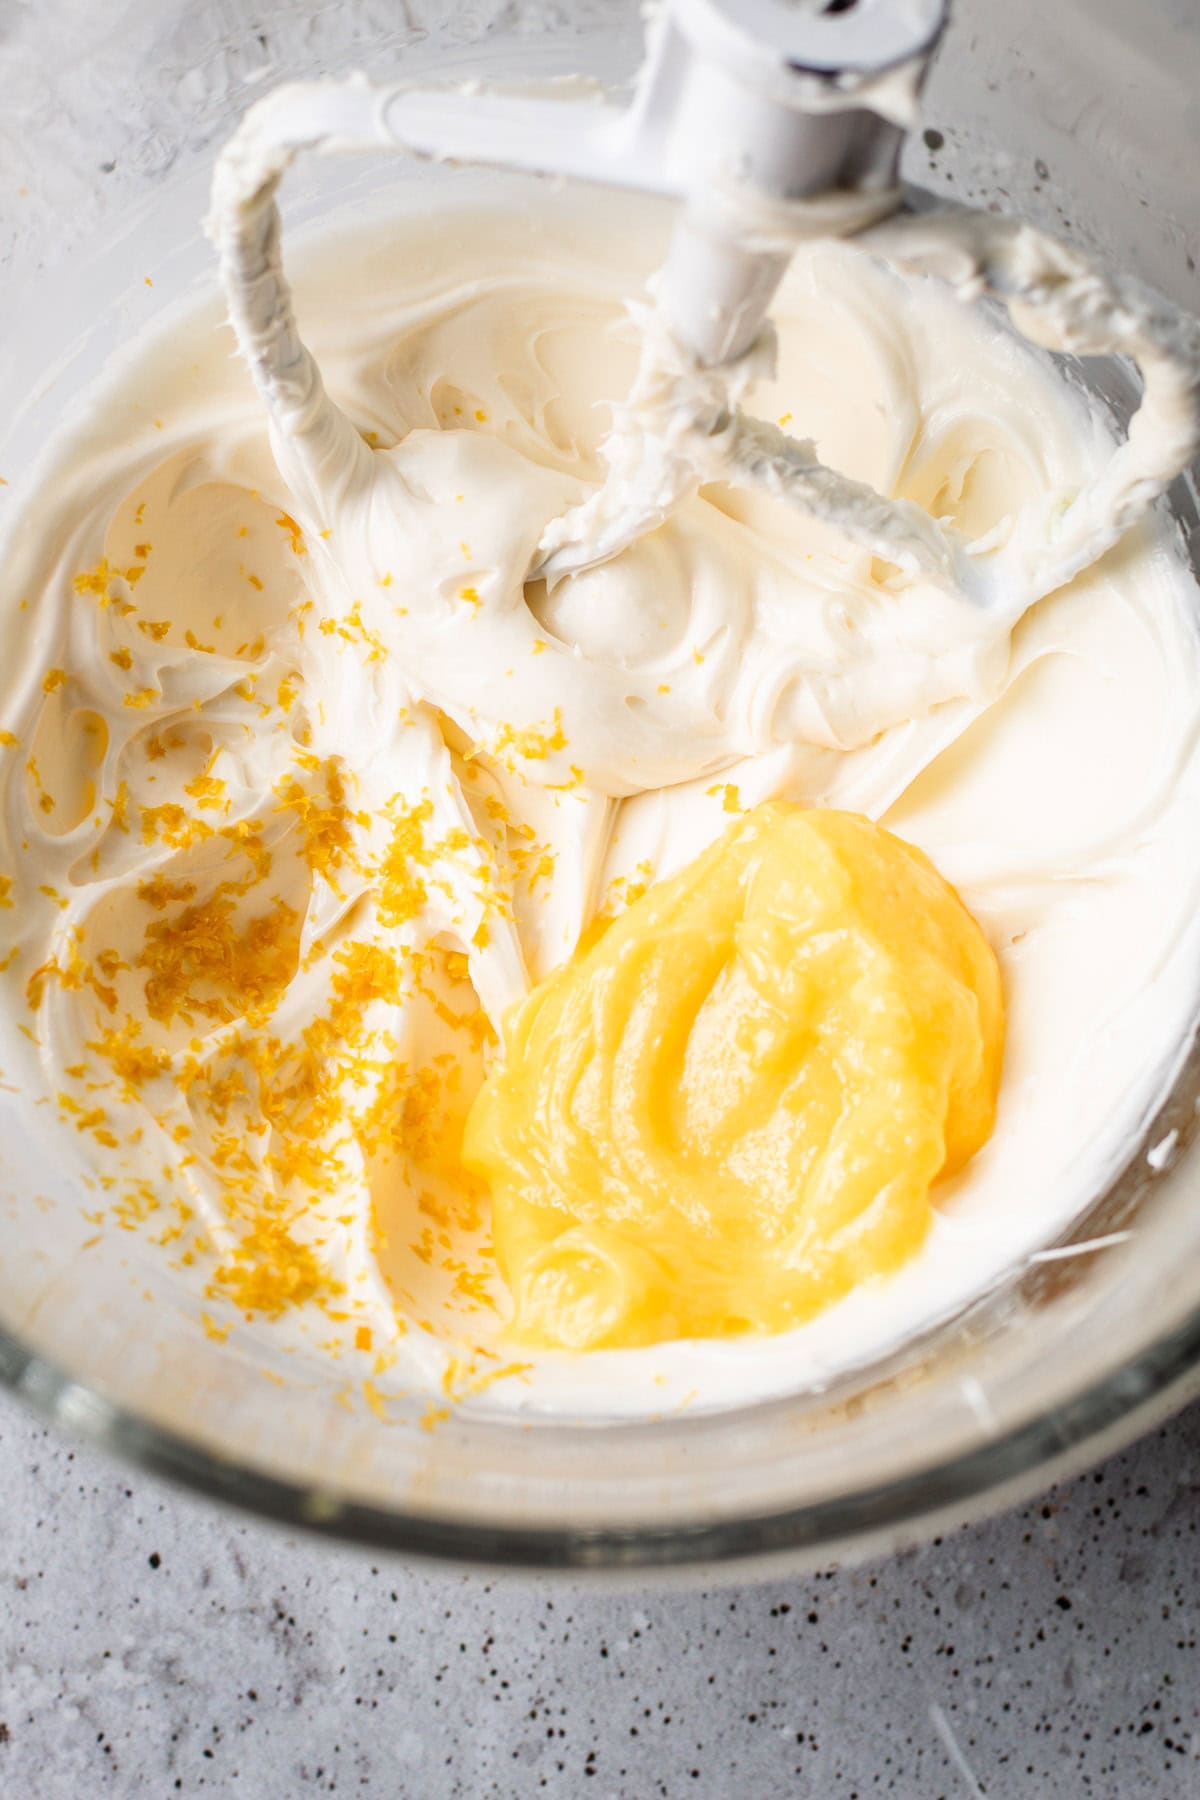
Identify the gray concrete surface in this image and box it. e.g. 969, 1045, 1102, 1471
1, 1390, 1198, 1796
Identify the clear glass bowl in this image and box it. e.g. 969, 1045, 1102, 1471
2, 0, 1200, 1575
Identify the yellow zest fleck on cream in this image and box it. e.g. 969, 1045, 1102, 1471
107, 780, 131, 834
376, 799, 434, 927
491, 708, 567, 768
183, 771, 231, 814
138, 891, 300, 1028
27, 933, 124, 1015
140, 802, 215, 850
86, 1019, 171, 1091
26, 755, 53, 814
545, 762, 586, 795
137, 873, 197, 910
274, 760, 365, 888
276, 511, 306, 555
317, 601, 386, 662
73, 558, 113, 602
706, 782, 742, 814
211, 1219, 341, 1317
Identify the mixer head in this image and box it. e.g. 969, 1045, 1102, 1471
642, 0, 949, 362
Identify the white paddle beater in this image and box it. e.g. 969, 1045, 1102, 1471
209, 0, 1200, 611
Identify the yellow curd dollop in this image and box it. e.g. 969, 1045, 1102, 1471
463, 803, 1004, 1351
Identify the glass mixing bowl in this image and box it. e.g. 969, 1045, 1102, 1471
2, 0, 1200, 1575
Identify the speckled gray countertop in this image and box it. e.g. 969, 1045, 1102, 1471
2, 1393, 1198, 1796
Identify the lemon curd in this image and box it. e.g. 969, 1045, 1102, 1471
464, 804, 1004, 1351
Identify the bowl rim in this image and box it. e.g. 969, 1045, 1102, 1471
4, 1286, 1200, 1573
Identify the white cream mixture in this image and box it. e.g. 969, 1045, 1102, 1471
2, 181, 1200, 1416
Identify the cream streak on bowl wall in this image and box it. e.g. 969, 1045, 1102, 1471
1, 184, 1200, 1417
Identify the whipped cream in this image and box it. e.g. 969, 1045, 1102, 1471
2, 181, 1199, 1418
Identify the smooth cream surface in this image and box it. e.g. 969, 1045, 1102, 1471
2, 185, 1200, 1415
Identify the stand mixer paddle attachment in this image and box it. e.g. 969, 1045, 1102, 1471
209, 0, 1200, 631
